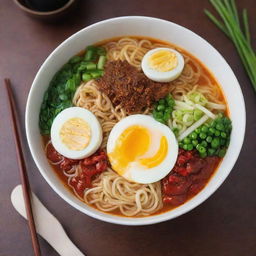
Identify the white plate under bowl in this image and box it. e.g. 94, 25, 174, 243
26, 16, 246, 225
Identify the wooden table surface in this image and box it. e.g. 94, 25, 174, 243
1, 0, 255, 255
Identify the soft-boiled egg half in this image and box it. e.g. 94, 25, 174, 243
107, 115, 178, 184
141, 47, 185, 82
51, 107, 102, 159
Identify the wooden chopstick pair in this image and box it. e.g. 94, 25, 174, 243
4, 78, 41, 256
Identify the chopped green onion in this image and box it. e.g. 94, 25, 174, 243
96, 47, 106, 56
84, 49, 94, 61
90, 70, 103, 78
82, 73, 92, 81
69, 56, 82, 64
86, 63, 97, 70
97, 56, 107, 70
39, 45, 107, 134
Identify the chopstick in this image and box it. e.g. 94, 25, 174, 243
4, 78, 41, 256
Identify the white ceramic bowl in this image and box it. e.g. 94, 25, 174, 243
26, 16, 246, 225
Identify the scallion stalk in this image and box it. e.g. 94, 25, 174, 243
97, 56, 107, 70
205, 0, 256, 91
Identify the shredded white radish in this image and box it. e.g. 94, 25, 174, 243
195, 104, 216, 119
174, 100, 194, 110
178, 115, 209, 141
207, 102, 226, 110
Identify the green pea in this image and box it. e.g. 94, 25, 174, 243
200, 152, 207, 158
209, 127, 215, 135
218, 148, 227, 157
166, 94, 172, 101
215, 130, 220, 137
156, 117, 165, 124
221, 132, 227, 138
195, 128, 201, 134
154, 111, 163, 119
184, 138, 191, 144
196, 144, 201, 151
211, 120, 217, 128
157, 111, 164, 118
157, 105, 165, 111
201, 141, 208, 147
216, 123, 225, 131
183, 144, 188, 150
198, 146, 206, 153
178, 142, 183, 148
201, 125, 209, 133
187, 144, 194, 151
208, 148, 215, 156
152, 109, 158, 117
192, 139, 199, 146
220, 138, 226, 146
190, 132, 198, 139
163, 112, 170, 121
167, 99, 174, 107
206, 136, 212, 143
211, 138, 220, 148
165, 108, 172, 114
226, 119, 231, 125
199, 132, 207, 139
159, 99, 165, 105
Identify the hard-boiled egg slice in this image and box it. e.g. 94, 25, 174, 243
141, 47, 185, 82
51, 107, 102, 159
107, 114, 178, 184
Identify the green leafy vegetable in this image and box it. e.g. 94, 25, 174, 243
39, 45, 107, 134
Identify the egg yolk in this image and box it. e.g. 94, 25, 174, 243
148, 50, 178, 72
108, 125, 168, 176
60, 117, 91, 151
139, 136, 168, 168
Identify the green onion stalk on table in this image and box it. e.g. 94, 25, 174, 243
205, 0, 256, 91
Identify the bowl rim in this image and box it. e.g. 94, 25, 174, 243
25, 16, 246, 225
13, 0, 75, 16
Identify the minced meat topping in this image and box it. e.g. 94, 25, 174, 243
97, 60, 171, 113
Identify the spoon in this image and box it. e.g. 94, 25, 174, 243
11, 185, 85, 256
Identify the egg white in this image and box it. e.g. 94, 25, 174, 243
107, 114, 178, 184
141, 48, 185, 82
51, 107, 102, 160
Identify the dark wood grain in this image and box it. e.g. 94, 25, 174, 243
4, 78, 41, 256
0, 0, 255, 255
